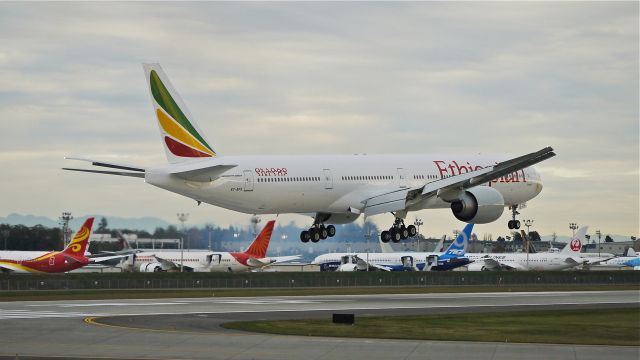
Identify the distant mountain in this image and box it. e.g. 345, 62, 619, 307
0, 213, 171, 232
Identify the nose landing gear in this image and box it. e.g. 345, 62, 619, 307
507, 205, 521, 229
380, 218, 418, 243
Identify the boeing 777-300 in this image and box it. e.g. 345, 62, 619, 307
64, 64, 555, 243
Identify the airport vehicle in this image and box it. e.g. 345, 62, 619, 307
312, 224, 473, 271
129, 220, 299, 272
0, 218, 98, 273
64, 64, 556, 244
466, 226, 589, 271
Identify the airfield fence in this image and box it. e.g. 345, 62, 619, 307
0, 271, 638, 291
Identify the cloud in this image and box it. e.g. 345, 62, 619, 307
0, 2, 637, 237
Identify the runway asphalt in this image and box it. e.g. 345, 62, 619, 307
0, 290, 638, 360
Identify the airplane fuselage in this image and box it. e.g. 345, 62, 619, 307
131, 251, 267, 272
466, 253, 580, 271
146, 154, 543, 220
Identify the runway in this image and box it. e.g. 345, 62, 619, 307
0, 290, 638, 359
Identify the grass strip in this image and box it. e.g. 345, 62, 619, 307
223, 308, 640, 346
1, 284, 638, 302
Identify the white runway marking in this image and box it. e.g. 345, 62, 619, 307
0, 310, 105, 320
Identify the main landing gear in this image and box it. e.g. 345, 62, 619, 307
300, 224, 336, 243
380, 218, 418, 243
507, 204, 521, 229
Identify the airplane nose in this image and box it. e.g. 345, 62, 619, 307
531, 166, 543, 196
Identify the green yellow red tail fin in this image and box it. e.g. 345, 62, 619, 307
143, 63, 217, 164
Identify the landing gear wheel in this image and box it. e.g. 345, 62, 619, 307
309, 229, 321, 243
390, 229, 402, 243
514, 220, 521, 229
326, 225, 336, 237
300, 230, 310, 243
400, 226, 409, 240
508, 220, 514, 229
319, 226, 328, 240
407, 225, 417, 237
381, 231, 391, 243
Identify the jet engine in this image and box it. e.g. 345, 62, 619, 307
450, 186, 504, 224
139, 262, 164, 272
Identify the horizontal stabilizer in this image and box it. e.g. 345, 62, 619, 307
169, 164, 237, 182
62, 254, 85, 264
63, 157, 146, 178
62, 168, 145, 178
246, 257, 275, 268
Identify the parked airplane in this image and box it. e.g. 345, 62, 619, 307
590, 249, 640, 270
127, 220, 298, 272
0, 218, 101, 273
312, 223, 473, 271
64, 64, 555, 244
466, 226, 589, 271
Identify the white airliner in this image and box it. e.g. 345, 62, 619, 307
124, 220, 298, 272
313, 224, 473, 272
64, 64, 555, 243
466, 227, 589, 271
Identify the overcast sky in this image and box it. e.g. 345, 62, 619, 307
0, 2, 637, 239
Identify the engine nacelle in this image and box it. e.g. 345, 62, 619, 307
450, 186, 504, 224
139, 262, 164, 272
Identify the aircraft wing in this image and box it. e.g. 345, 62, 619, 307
0, 262, 24, 273
481, 257, 503, 270
152, 255, 183, 271
564, 257, 585, 267
269, 255, 302, 264
90, 254, 132, 263
363, 147, 555, 216
353, 255, 393, 271
62, 254, 86, 264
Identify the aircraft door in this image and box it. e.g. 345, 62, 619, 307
323, 169, 333, 189
397, 168, 407, 188
243, 170, 254, 192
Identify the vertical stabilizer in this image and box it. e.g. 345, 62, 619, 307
560, 226, 588, 255
62, 218, 95, 257
443, 223, 473, 257
143, 63, 217, 164
244, 220, 276, 258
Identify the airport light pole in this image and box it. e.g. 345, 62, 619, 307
177, 213, 189, 273
207, 224, 213, 251
58, 212, 73, 249
279, 234, 287, 256
569, 223, 578, 237
595, 230, 602, 258
413, 218, 423, 235
1, 229, 9, 250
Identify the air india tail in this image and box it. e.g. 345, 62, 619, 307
142, 63, 217, 164
243, 220, 276, 258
